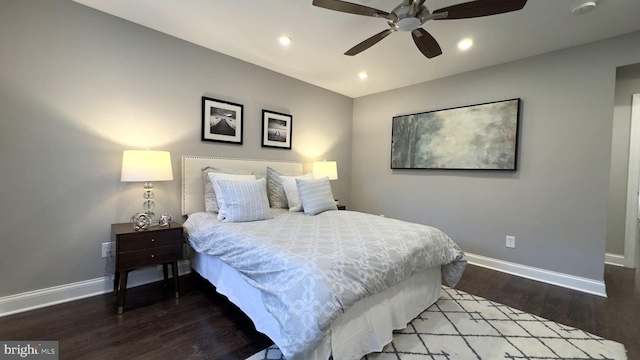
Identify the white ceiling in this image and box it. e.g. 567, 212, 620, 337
73, 0, 640, 98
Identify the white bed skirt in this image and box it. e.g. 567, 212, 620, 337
191, 251, 443, 360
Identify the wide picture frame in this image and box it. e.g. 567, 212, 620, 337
201, 96, 243, 144
391, 98, 521, 171
261, 110, 292, 149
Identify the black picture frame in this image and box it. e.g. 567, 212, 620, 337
391, 98, 521, 170
261, 110, 293, 149
201, 97, 243, 144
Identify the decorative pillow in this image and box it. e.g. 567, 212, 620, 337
280, 173, 314, 212
213, 178, 270, 223
208, 172, 255, 216
202, 167, 252, 213
266, 167, 301, 209
296, 177, 338, 215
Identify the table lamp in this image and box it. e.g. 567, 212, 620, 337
313, 160, 338, 203
312, 160, 338, 181
121, 150, 173, 222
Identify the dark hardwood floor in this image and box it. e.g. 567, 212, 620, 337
1, 264, 637, 359
457, 264, 639, 360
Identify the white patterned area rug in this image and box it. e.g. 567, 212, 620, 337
246, 287, 627, 360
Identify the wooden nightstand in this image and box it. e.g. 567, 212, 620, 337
111, 221, 183, 314
337, 205, 346, 210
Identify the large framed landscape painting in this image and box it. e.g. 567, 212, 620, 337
391, 98, 520, 171
202, 96, 243, 144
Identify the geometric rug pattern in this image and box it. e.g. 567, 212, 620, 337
247, 287, 627, 360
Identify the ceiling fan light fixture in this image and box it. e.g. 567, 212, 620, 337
458, 38, 473, 50
278, 36, 292, 46
571, 1, 597, 15
395, 17, 422, 32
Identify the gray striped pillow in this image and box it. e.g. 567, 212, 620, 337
214, 178, 270, 223
266, 167, 289, 209
296, 177, 338, 216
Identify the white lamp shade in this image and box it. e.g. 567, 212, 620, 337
121, 150, 174, 182
313, 161, 338, 180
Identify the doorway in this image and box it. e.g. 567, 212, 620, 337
624, 93, 640, 268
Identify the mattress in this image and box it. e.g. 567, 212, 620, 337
185, 210, 465, 358
191, 251, 443, 360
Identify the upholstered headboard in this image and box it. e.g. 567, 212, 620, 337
181, 155, 303, 215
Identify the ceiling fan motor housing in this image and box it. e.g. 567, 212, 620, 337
392, 3, 425, 32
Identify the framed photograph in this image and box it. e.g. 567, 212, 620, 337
261, 110, 292, 149
202, 97, 243, 144
391, 98, 520, 170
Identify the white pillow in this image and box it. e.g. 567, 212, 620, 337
208, 172, 256, 219
214, 178, 270, 223
202, 168, 252, 213
296, 177, 338, 216
280, 173, 314, 212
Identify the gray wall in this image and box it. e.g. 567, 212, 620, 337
607, 64, 640, 255
0, 0, 353, 298
352, 31, 640, 282
2, 0, 639, 300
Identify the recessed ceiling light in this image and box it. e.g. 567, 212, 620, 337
278, 36, 292, 46
358, 72, 368, 80
458, 38, 473, 51
571, 1, 597, 15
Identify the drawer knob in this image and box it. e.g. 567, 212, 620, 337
151, 239, 155, 242
151, 254, 154, 258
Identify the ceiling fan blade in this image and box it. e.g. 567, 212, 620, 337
433, 0, 527, 20
345, 29, 394, 56
312, 0, 391, 19
412, 28, 442, 59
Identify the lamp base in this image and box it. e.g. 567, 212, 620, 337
142, 182, 156, 223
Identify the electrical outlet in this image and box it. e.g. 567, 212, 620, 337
101, 242, 115, 258
506, 236, 516, 249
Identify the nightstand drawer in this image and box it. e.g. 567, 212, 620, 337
119, 228, 182, 251
118, 244, 182, 270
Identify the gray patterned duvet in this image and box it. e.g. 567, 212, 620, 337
183, 209, 466, 360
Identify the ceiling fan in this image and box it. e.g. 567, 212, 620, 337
312, 0, 527, 59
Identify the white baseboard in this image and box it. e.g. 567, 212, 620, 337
0, 260, 191, 317
1, 253, 611, 317
465, 253, 607, 297
604, 253, 625, 267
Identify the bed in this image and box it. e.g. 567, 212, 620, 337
180, 156, 466, 360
